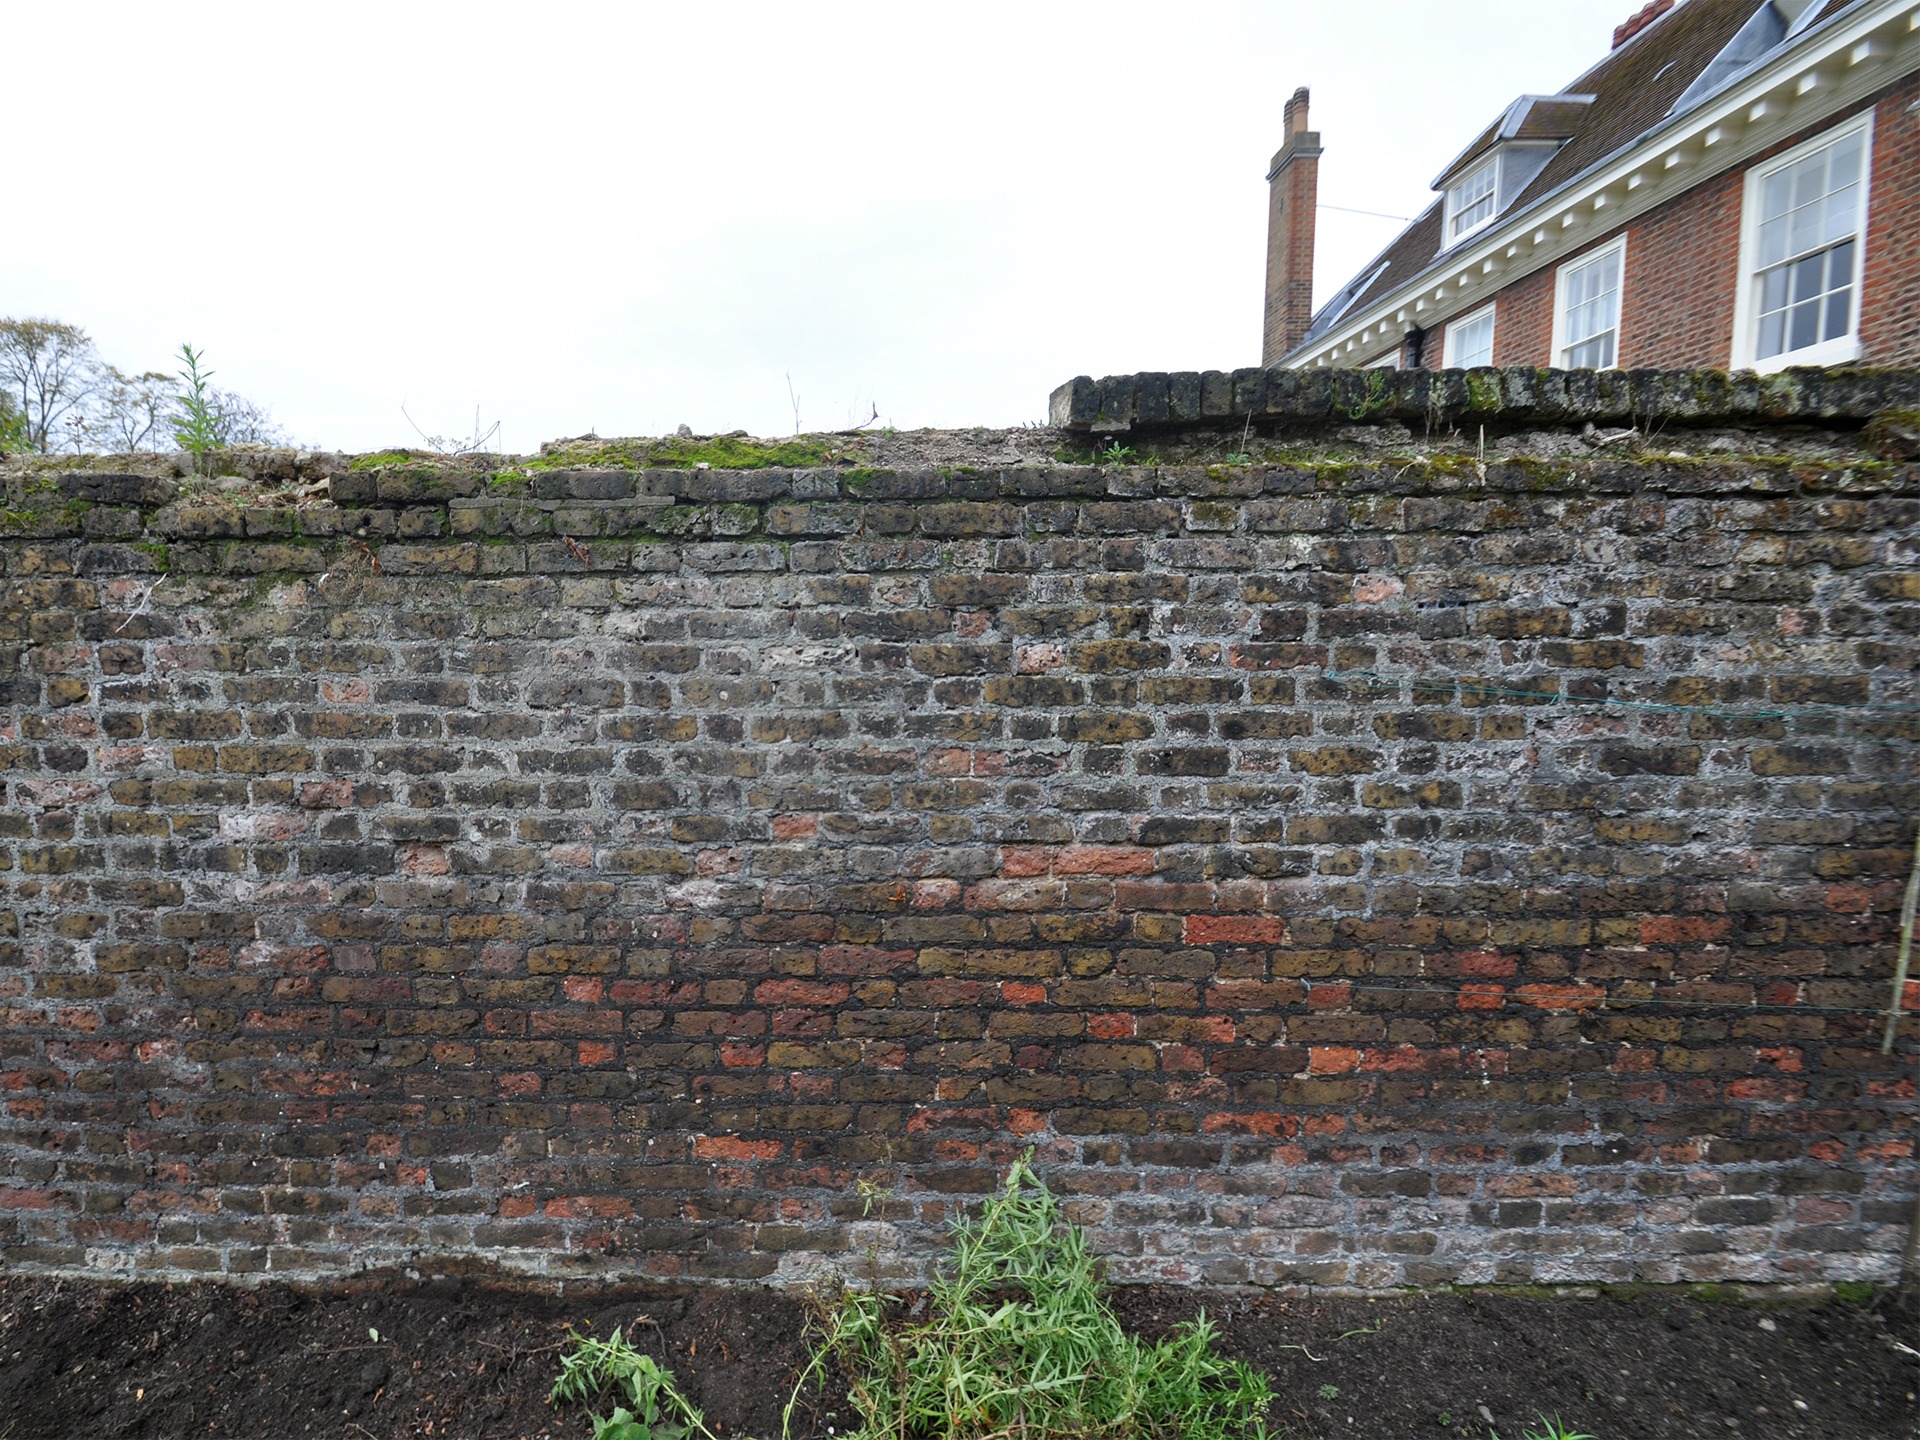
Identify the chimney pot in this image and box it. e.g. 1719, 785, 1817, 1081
1284, 86, 1311, 136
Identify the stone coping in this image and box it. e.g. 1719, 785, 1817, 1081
1047, 366, 1920, 433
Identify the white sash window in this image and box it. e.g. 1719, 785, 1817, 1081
1446, 159, 1499, 244
1446, 305, 1497, 369
1734, 114, 1872, 372
1553, 237, 1626, 371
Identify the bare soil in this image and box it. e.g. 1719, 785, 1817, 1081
2, 1275, 1917, 1440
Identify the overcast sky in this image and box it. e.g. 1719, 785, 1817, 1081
6, 1, 1650, 451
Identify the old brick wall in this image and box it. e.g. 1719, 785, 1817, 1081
3, 400, 1918, 1289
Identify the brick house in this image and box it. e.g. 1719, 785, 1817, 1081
1264, 0, 1920, 373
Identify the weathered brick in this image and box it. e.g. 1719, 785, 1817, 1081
1, 419, 1913, 1290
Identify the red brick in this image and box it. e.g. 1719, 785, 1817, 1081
1184, 915, 1287, 946
1054, 846, 1157, 877
1513, 983, 1607, 1011
1309, 1046, 1361, 1075
999, 847, 1052, 877
753, 980, 851, 1007
1459, 983, 1505, 1011
693, 1137, 784, 1161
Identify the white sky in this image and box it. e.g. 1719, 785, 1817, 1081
4, 1, 1648, 451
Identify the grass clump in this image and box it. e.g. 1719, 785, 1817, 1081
349, 450, 415, 470
552, 1328, 714, 1440
649, 434, 831, 469
787, 1152, 1271, 1440
532, 434, 834, 471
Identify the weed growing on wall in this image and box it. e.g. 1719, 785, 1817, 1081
786, 1152, 1272, 1440
171, 344, 222, 475
552, 1329, 714, 1440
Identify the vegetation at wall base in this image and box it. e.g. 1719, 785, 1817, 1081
786, 1152, 1272, 1440
1515, 1418, 1595, 1440
552, 1328, 716, 1440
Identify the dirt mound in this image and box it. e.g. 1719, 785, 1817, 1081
4, 1275, 1917, 1439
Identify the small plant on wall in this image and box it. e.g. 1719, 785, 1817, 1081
171, 343, 222, 475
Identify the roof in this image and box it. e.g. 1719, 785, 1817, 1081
1292, 0, 1869, 357
1433, 95, 1598, 189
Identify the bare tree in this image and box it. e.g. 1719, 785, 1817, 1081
84, 368, 176, 452
209, 388, 291, 447
0, 318, 105, 453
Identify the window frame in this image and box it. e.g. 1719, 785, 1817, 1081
1551, 234, 1629, 371
1445, 303, 1498, 369
1730, 110, 1874, 374
1444, 156, 1501, 246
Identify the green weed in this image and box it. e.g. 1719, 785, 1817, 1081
172, 344, 222, 475
1513, 1418, 1594, 1440
1344, 368, 1393, 420
552, 1328, 714, 1440
785, 1152, 1271, 1440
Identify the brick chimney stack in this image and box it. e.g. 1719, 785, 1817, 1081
1262, 87, 1322, 367
1613, 0, 1676, 49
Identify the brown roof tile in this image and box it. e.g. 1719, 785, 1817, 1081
1508, 0, 1767, 207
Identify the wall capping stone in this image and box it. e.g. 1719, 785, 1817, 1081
1047, 366, 1920, 433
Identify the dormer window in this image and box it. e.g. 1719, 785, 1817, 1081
1446, 158, 1499, 243
1430, 94, 1592, 254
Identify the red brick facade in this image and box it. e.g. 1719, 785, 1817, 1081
1411, 73, 1920, 373
1859, 73, 1920, 365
